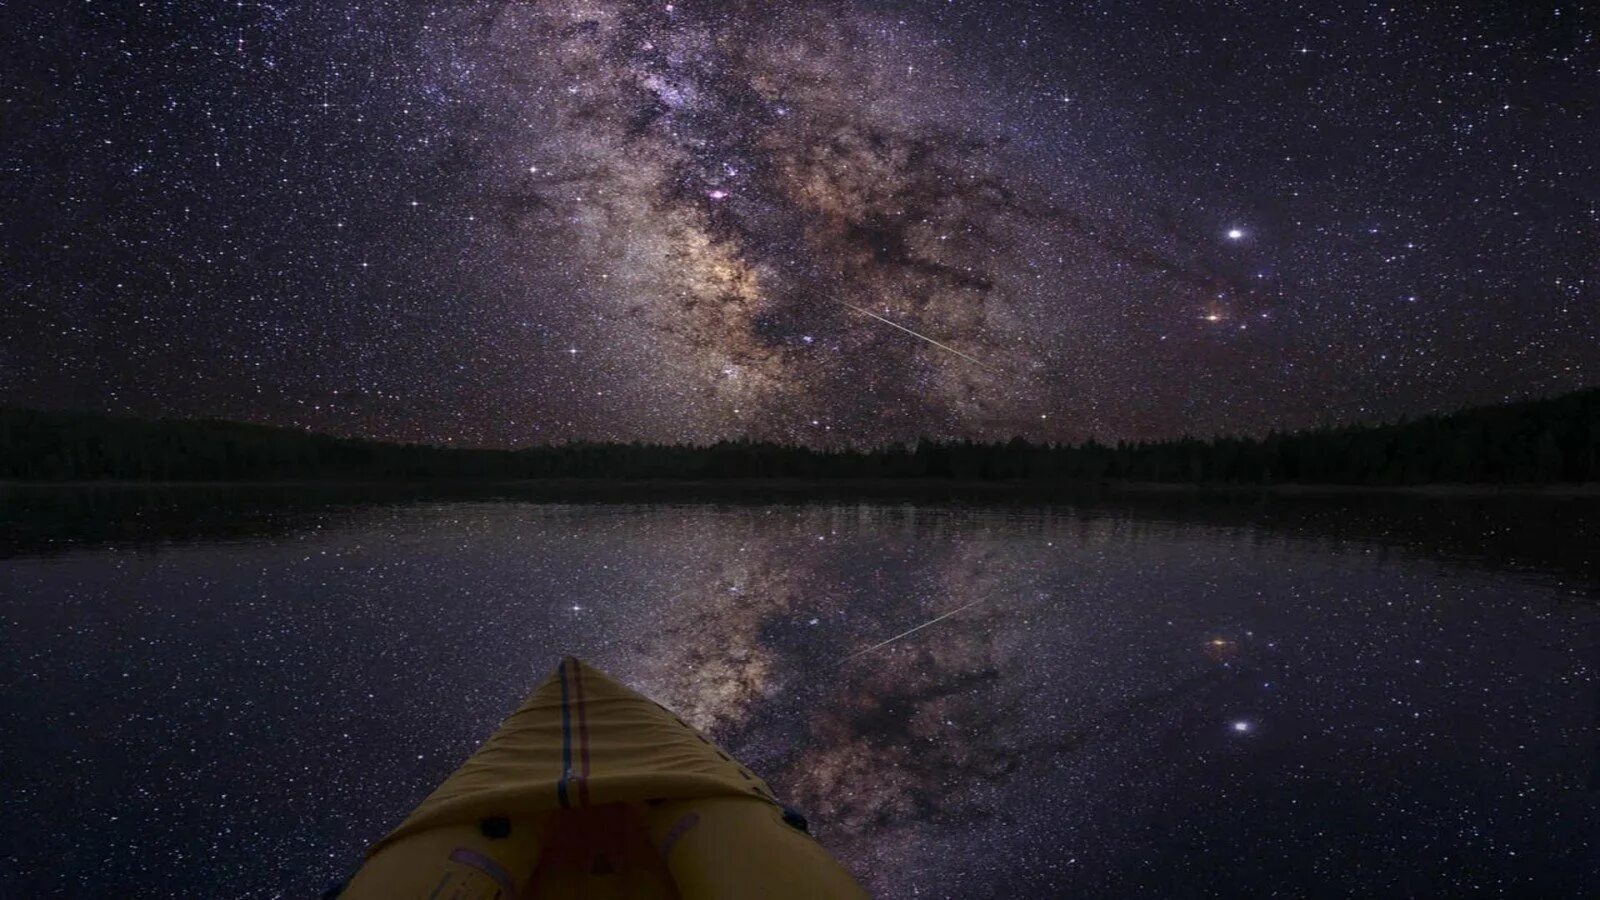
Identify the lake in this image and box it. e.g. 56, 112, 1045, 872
2, 485, 1597, 897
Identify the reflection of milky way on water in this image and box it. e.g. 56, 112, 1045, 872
2, 497, 1598, 897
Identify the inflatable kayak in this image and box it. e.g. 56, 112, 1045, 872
336, 657, 866, 899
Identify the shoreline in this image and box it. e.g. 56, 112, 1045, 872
3, 478, 1597, 499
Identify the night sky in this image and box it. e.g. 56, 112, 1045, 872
3, 1, 1596, 446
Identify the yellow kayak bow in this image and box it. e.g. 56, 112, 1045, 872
338, 657, 866, 899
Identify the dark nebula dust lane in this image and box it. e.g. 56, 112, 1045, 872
2, 1, 1596, 444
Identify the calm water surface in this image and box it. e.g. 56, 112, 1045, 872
2, 486, 1597, 897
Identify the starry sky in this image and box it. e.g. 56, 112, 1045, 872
3, 1, 1597, 446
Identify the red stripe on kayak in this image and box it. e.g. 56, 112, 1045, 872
573, 658, 591, 806
447, 847, 518, 898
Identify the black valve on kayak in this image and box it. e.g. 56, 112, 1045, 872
780, 805, 810, 834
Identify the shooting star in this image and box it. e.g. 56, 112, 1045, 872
835, 300, 996, 372
841, 596, 988, 663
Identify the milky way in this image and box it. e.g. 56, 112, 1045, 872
2, 2, 1596, 444
429, 0, 1108, 441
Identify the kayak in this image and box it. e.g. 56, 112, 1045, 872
336, 657, 867, 899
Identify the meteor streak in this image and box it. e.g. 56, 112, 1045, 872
836, 300, 996, 371
841, 597, 988, 662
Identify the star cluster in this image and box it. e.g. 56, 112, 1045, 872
3, 1, 1596, 444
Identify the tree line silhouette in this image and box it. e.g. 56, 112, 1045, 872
3, 388, 1597, 484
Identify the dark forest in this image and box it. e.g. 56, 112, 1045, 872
5, 389, 1597, 485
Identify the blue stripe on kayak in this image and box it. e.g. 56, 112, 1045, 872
557, 659, 572, 808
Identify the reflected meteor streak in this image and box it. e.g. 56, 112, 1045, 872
841, 596, 987, 662
836, 300, 996, 372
